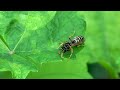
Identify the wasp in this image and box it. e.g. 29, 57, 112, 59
58, 32, 85, 59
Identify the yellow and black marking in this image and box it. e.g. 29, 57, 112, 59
58, 35, 85, 59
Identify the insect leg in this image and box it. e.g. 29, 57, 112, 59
69, 47, 73, 58
58, 50, 61, 55
57, 43, 64, 49
61, 52, 64, 59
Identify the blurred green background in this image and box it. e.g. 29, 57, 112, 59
0, 11, 120, 79
79, 11, 120, 78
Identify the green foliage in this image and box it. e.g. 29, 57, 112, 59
27, 60, 92, 79
1, 11, 120, 79
77, 11, 120, 78
0, 11, 90, 79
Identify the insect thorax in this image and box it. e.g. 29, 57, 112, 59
60, 42, 71, 53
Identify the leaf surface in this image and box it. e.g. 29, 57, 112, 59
0, 11, 90, 79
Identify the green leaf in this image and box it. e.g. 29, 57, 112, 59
0, 54, 38, 79
0, 71, 12, 79
16, 11, 56, 30
27, 59, 92, 79
0, 34, 10, 53
98, 60, 119, 79
15, 11, 86, 62
4, 19, 25, 51
0, 11, 89, 79
78, 11, 120, 78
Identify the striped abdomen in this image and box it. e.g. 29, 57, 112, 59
71, 36, 85, 46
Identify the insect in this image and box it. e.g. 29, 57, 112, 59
58, 32, 85, 59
